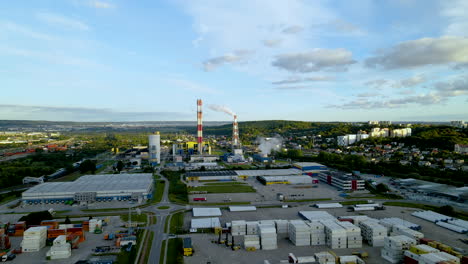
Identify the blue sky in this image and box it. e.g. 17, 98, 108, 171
1, 0, 467, 122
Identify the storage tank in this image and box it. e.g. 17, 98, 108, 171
148, 132, 161, 164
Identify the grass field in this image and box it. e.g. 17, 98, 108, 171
153, 180, 165, 203
170, 211, 185, 234
340, 200, 370, 205
189, 185, 256, 193
120, 213, 147, 224
166, 238, 184, 264
189, 201, 251, 206
158, 206, 170, 209
284, 198, 332, 202
159, 240, 167, 264
203, 182, 247, 186
142, 231, 154, 264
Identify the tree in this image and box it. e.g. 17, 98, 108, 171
79, 159, 96, 174
116, 161, 124, 172
438, 205, 454, 216
376, 183, 390, 193
64, 216, 71, 224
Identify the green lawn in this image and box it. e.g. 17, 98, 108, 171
82, 207, 128, 212
159, 240, 167, 264
190, 202, 251, 206
153, 180, 165, 203
340, 200, 371, 205
162, 171, 188, 204
284, 198, 332, 202
189, 185, 256, 193
203, 182, 247, 186
120, 213, 147, 224
142, 231, 154, 264
170, 211, 185, 234
166, 238, 184, 264
158, 206, 170, 209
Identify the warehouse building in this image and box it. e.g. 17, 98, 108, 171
318, 173, 365, 191
257, 175, 314, 185
22, 174, 153, 205
293, 162, 328, 175
235, 168, 302, 178
185, 170, 238, 181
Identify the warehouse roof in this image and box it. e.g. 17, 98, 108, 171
191, 218, 221, 229
259, 175, 311, 181
185, 170, 237, 177
23, 174, 153, 195
293, 162, 327, 168
235, 169, 301, 177
229, 206, 257, 212
192, 208, 222, 217
299, 211, 335, 221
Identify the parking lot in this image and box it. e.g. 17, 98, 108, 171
3, 216, 125, 264
184, 205, 468, 264
189, 178, 345, 204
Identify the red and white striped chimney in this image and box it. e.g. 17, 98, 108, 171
197, 99, 203, 154
232, 114, 239, 148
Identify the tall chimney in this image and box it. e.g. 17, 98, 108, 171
197, 99, 203, 154
232, 114, 239, 148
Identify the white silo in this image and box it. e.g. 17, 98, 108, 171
148, 132, 161, 164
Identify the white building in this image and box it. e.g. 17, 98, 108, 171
148, 132, 161, 164
455, 144, 468, 154
451, 121, 467, 128
22, 174, 154, 204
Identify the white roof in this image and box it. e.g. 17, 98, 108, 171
192, 208, 222, 217
191, 218, 221, 229
299, 211, 335, 221
294, 162, 326, 167
229, 206, 257, 212
235, 169, 301, 177
315, 203, 343, 208
23, 174, 153, 196
260, 175, 311, 181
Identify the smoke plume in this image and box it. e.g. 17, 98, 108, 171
257, 136, 283, 155
208, 104, 235, 116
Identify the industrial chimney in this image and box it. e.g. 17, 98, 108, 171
232, 114, 239, 148
197, 99, 203, 154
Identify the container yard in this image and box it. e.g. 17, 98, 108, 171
183, 204, 468, 264
0, 215, 131, 263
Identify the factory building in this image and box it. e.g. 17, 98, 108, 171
293, 162, 327, 176
257, 175, 314, 185
22, 174, 153, 205
148, 132, 161, 164
172, 141, 211, 156
318, 173, 365, 191
253, 153, 272, 163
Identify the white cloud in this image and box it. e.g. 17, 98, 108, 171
36, 12, 90, 31
272, 48, 356, 73
202, 50, 253, 71
272, 75, 334, 84
165, 78, 219, 94
441, 0, 468, 36
89, 1, 114, 9
392, 75, 426, 88
365, 36, 468, 69
282, 25, 303, 34
0, 21, 56, 41
262, 38, 283, 47
0, 104, 188, 121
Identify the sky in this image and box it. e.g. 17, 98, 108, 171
1, 0, 468, 122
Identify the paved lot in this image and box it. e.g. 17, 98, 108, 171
6, 216, 125, 264
185, 205, 468, 264
189, 178, 345, 204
